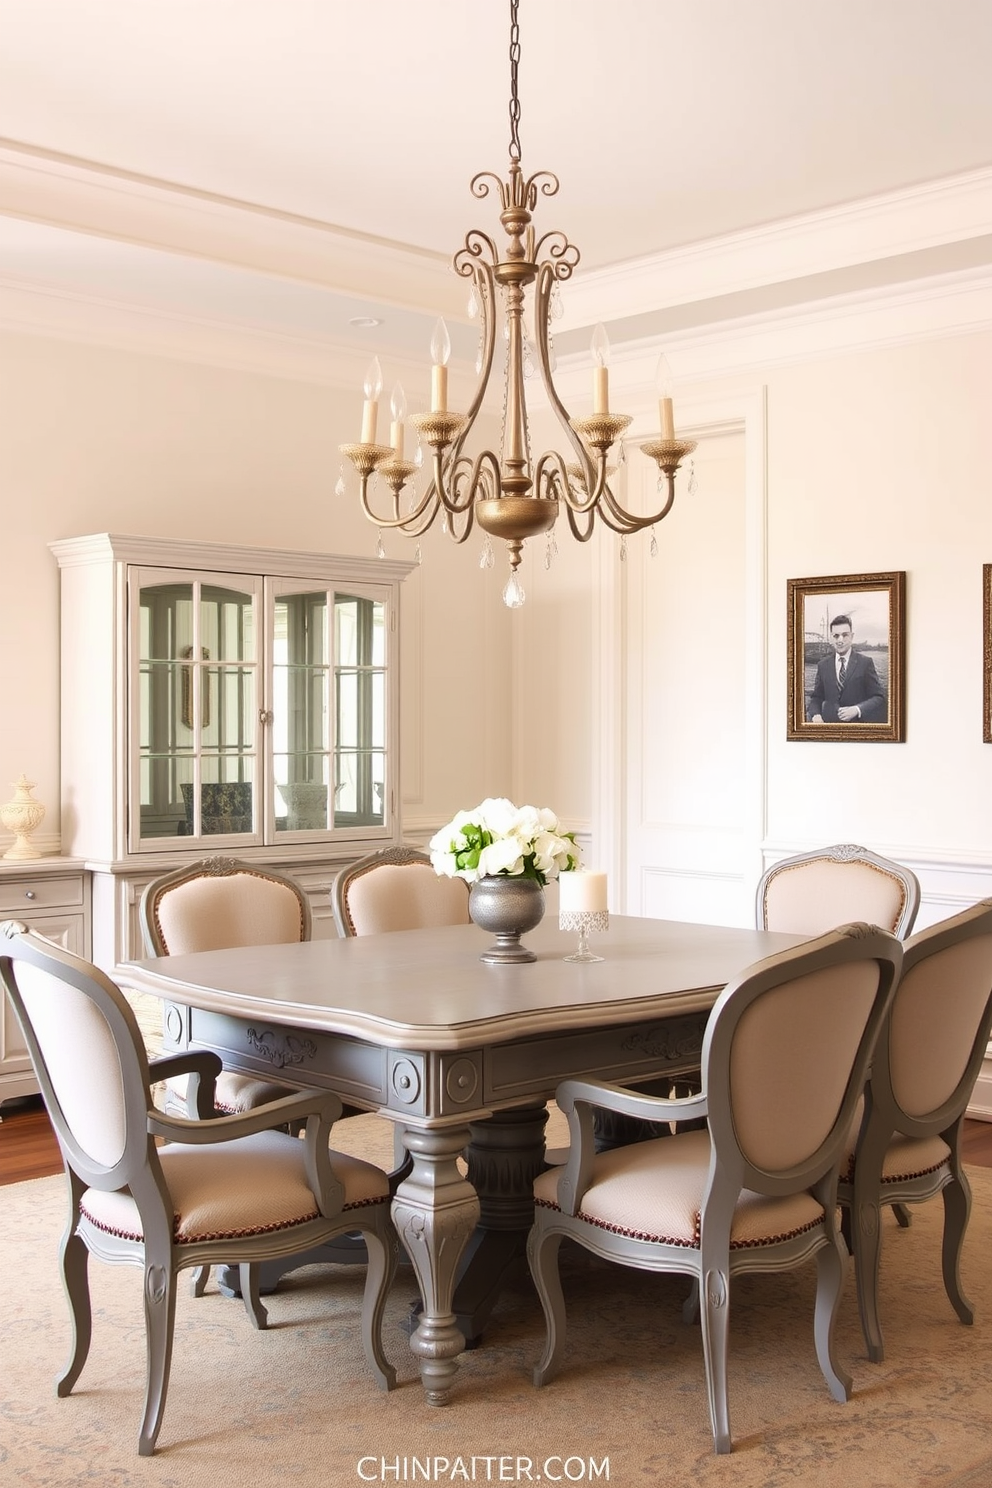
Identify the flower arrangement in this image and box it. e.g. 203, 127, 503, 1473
429, 798, 580, 886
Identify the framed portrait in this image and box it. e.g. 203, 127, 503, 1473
787, 571, 905, 742
984, 565, 992, 743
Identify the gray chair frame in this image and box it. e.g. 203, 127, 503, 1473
755, 843, 921, 938
0, 921, 397, 1456
527, 924, 903, 1455
332, 845, 469, 939
838, 898, 992, 1361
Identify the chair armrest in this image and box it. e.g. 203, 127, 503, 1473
147, 1087, 342, 1144
147, 1050, 222, 1118
553, 1077, 710, 1218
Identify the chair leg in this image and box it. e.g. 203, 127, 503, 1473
56, 1227, 92, 1397
813, 1232, 852, 1402
682, 1277, 700, 1325
892, 1202, 912, 1229
138, 1262, 178, 1456
853, 1193, 886, 1363
941, 1172, 975, 1326
360, 1216, 399, 1391
527, 1223, 567, 1386
190, 1265, 210, 1297
239, 1262, 269, 1330
699, 1268, 732, 1454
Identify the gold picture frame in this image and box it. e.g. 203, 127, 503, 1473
787, 572, 906, 742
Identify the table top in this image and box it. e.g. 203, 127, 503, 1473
119, 915, 805, 1052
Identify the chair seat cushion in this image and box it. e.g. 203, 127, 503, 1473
165, 1071, 293, 1115
840, 1130, 951, 1185
81, 1130, 389, 1244
533, 1127, 824, 1249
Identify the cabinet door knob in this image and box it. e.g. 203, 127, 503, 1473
24, 890, 36, 900
259, 709, 274, 725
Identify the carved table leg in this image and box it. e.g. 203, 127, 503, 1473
392, 1123, 480, 1405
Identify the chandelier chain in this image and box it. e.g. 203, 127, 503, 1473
508, 0, 522, 162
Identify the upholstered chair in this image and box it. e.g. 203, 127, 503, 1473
838, 898, 992, 1362
528, 924, 902, 1455
139, 855, 311, 1118
332, 845, 470, 938
0, 923, 397, 1457
756, 844, 920, 938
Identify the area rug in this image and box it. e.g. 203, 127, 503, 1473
2, 1116, 990, 1488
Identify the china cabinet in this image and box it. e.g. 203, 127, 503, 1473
51, 534, 413, 970
0, 858, 90, 1110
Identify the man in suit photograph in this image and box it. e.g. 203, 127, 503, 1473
806, 614, 887, 723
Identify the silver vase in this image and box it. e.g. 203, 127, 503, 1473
468, 875, 546, 964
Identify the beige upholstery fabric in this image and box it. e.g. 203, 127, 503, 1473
15, 963, 127, 1168
729, 961, 880, 1171
153, 873, 305, 954
166, 1070, 294, 1115
840, 1130, 952, 1185
533, 1129, 824, 1248
889, 935, 992, 1117
344, 862, 470, 936
763, 859, 908, 936
80, 1131, 390, 1244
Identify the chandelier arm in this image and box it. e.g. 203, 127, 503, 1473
602, 470, 677, 532
441, 260, 498, 472
355, 473, 439, 532
533, 450, 570, 505
532, 262, 598, 492
562, 501, 597, 543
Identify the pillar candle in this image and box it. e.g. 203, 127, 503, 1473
559, 870, 608, 913
660, 397, 675, 440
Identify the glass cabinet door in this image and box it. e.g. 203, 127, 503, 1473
269, 583, 389, 837
131, 569, 262, 847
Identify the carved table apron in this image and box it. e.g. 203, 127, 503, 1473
120, 915, 803, 1404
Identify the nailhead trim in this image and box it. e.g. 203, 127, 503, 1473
80, 1192, 388, 1245
534, 1196, 824, 1250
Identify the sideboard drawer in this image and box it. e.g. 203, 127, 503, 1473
0, 872, 86, 916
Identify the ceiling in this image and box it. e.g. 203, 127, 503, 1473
2, 0, 992, 382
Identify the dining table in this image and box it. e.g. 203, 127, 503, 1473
119, 912, 805, 1403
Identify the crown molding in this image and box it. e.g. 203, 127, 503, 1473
558, 165, 992, 331
0, 138, 464, 318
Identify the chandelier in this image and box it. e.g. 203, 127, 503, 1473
340, 0, 695, 606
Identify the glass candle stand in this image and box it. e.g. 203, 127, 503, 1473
560, 909, 609, 963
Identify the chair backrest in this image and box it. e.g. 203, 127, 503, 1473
756, 845, 920, 939
703, 924, 902, 1192
0, 922, 152, 1187
332, 846, 470, 938
140, 856, 311, 956
868, 898, 992, 1137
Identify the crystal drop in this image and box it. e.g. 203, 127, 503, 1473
650, 527, 659, 558
441, 512, 449, 536
479, 535, 495, 570
544, 536, 553, 571
550, 283, 564, 321
468, 285, 479, 319
414, 543, 423, 565
657, 474, 665, 494
523, 342, 536, 380
688, 459, 698, 497
503, 572, 525, 608
414, 441, 424, 470
376, 532, 386, 560
334, 475, 347, 498
619, 535, 628, 563
617, 440, 626, 467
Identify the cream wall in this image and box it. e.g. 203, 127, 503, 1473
0, 329, 511, 850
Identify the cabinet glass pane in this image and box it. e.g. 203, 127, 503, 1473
273, 591, 330, 833
138, 579, 256, 840
333, 595, 386, 827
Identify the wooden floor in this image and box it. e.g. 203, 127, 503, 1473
2, 1092, 992, 1185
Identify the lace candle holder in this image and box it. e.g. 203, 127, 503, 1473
559, 870, 609, 963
